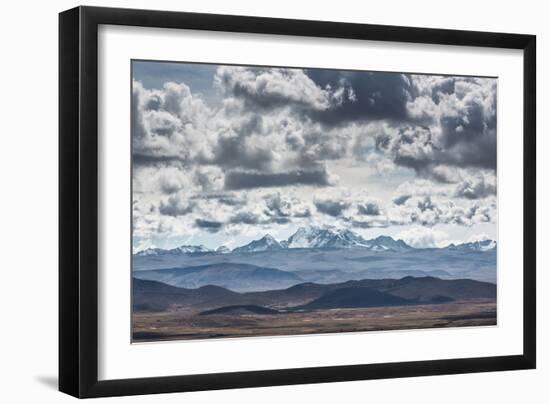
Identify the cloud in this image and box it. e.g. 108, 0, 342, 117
417, 196, 436, 212
132, 165, 195, 196
132, 80, 216, 168
263, 192, 312, 220
159, 177, 182, 194
190, 192, 247, 207
454, 174, 496, 199
133, 72, 496, 180
264, 193, 291, 217
393, 194, 411, 205
158, 195, 195, 216
194, 219, 223, 232
229, 212, 262, 225
396, 226, 451, 248
347, 218, 390, 229
132, 153, 181, 167
224, 168, 334, 190
193, 167, 224, 191
132, 66, 498, 248
214, 66, 340, 111
387, 180, 496, 227
357, 201, 381, 216
306, 70, 413, 125
228, 210, 291, 227
370, 76, 497, 180
314, 198, 351, 217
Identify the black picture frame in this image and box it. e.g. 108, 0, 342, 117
59, 6, 536, 398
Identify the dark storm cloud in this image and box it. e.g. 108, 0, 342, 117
429, 77, 456, 103
362, 76, 498, 179
306, 70, 413, 126
209, 126, 275, 172
375, 124, 496, 182
439, 126, 497, 170
194, 219, 223, 232
314, 199, 351, 217
357, 202, 381, 216
224, 169, 332, 190
229, 212, 262, 225
436, 92, 497, 170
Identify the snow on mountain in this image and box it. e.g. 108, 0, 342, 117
284, 227, 411, 251
285, 226, 325, 248
171, 245, 212, 254
232, 234, 284, 254
135, 233, 495, 257
134, 245, 212, 256
365, 235, 412, 252
135, 228, 455, 258
134, 248, 165, 257
286, 226, 368, 249
447, 239, 497, 251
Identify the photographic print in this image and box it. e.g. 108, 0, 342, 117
131, 61, 497, 342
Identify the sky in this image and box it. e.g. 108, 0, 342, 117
131, 60, 497, 252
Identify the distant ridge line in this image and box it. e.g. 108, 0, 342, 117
134, 226, 497, 256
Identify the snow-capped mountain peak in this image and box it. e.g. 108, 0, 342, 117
283, 226, 412, 251
134, 244, 212, 256
448, 239, 497, 251
365, 235, 412, 252
285, 226, 322, 248
134, 247, 164, 257
232, 234, 283, 254
171, 245, 211, 254
284, 227, 359, 249
135, 228, 417, 257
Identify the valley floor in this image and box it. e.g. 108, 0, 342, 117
132, 299, 496, 342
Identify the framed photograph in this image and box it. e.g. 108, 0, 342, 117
59, 6, 536, 398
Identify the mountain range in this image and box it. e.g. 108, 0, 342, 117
232, 234, 284, 254
135, 244, 212, 257
133, 276, 497, 313
133, 262, 304, 292
446, 239, 497, 252
134, 226, 496, 256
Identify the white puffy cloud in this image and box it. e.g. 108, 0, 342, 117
396, 226, 452, 248
454, 172, 496, 199
132, 80, 218, 166
214, 66, 346, 111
